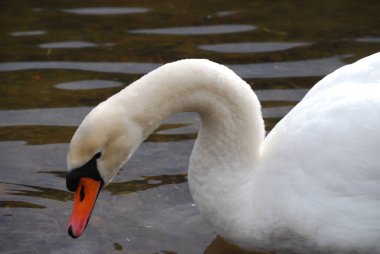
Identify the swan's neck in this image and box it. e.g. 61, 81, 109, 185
113, 59, 265, 241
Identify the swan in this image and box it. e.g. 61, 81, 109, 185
66, 53, 380, 253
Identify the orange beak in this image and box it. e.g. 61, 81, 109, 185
67, 177, 102, 238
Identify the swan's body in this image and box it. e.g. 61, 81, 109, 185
67, 53, 380, 253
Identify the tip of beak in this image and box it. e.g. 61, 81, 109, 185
68, 225, 79, 239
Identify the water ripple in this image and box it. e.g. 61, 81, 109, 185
199, 42, 309, 53
55, 80, 123, 90
255, 89, 308, 101
63, 7, 149, 15
9, 30, 46, 36
0, 104, 297, 128
355, 37, 380, 43
39, 41, 98, 49
215, 11, 238, 17
232, 56, 345, 78
130, 25, 256, 35
0, 61, 160, 74
0, 56, 344, 78
0, 107, 91, 127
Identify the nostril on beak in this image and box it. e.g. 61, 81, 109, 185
80, 185, 85, 202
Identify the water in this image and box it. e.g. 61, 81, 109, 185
0, 1, 379, 253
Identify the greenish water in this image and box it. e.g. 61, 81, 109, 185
0, 0, 379, 253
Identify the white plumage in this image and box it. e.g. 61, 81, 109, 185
67, 53, 380, 253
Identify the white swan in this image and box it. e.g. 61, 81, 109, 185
66, 53, 380, 253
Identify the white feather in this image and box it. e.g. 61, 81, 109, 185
67, 53, 380, 253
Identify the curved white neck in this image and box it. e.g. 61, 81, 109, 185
110, 59, 265, 241
115, 59, 264, 155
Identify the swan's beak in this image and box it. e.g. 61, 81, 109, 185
67, 177, 102, 238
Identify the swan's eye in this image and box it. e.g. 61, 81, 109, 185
66, 152, 103, 192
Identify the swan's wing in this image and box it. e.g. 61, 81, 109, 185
265, 52, 380, 192
257, 52, 380, 247
304, 52, 380, 100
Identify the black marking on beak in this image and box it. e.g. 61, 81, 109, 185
68, 225, 77, 239
66, 152, 103, 192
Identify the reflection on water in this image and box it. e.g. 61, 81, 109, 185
39, 41, 98, 49
113, 242, 123, 251
62, 7, 150, 15
200, 42, 309, 53
0, 56, 344, 78
255, 89, 308, 102
0, 108, 192, 128
355, 37, 380, 43
9, 30, 46, 36
1, 0, 379, 253
0, 107, 92, 127
105, 174, 188, 195
0, 172, 188, 201
232, 56, 345, 78
0, 117, 196, 144
55, 80, 123, 90
1, 181, 71, 202
130, 25, 256, 35
0, 200, 45, 209
0, 126, 76, 145
0, 61, 160, 74
215, 11, 238, 17
205, 237, 271, 254
0, 104, 299, 128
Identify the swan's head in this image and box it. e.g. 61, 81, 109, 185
65, 101, 143, 238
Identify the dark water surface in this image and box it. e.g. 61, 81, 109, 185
0, 1, 379, 253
